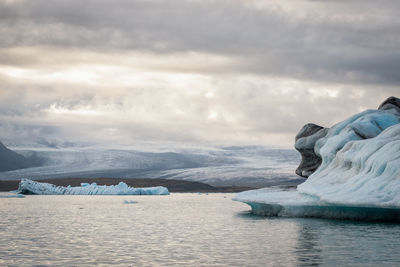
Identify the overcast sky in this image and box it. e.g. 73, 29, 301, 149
0, 0, 399, 147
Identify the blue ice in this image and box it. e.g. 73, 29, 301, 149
17, 179, 169, 195
234, 105, 400, 221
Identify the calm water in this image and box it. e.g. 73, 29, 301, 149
1, 193, 400, 266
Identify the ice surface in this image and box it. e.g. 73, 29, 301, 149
235, 105, 400, 221
234, 188, 400, 221
299, 123, 400, 208
17, 179, 169, 195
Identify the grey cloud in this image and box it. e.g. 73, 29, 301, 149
0, 75, 96, 117
0, 81, 397, 147
0, 51, 38, 66
0, 0, 399, 147
1, 1, 400, 85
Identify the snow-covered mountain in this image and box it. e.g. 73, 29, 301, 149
0, 142, 42, 172
0, 145, 301, 187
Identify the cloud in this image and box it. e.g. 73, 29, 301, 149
1, 0, 400, 85
0, 70, 397, 146
0, 0, 399, 147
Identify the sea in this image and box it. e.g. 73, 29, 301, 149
1, 193, 400, 266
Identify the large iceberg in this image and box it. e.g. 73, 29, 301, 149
234, 97, 400, 221
17, 179, 169, 195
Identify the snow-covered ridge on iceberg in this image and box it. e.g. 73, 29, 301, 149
17, 179, 169, 195
234, 96, 400, 221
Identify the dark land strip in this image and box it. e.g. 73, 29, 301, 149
0, 178, 256, 193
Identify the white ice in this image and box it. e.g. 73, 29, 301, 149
234, 106, 400, 220
17, 179, 169, 195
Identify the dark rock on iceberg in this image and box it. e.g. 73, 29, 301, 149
294, 123, 328, 177
378, 96, 400, 111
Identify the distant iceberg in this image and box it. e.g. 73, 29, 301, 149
17, 179, 169, 195
234, 97, 400, 221
0, 192, 25, 198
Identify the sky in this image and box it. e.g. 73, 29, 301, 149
0, 0, 399, 148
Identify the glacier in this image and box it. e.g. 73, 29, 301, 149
234, 97, 400, 221
17, 179, 169, 195
0, 145, 300, 187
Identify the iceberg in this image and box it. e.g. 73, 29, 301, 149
17, 179, 169, 195
0, 192, 25, 198
123, 200, 138, 204
234, 96, 400, 221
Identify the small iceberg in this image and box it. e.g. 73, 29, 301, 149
234, 97, 400, 221
0, 192, 25, 198
17, 179, 169, 195
123, 200, 138, 204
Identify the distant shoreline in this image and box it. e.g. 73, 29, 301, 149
0, 177, 257, 193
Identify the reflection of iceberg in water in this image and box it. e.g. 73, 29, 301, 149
17, 179, 169, 195
235, 97, 400, 221
292, 218, 400, 266
295, 221, 322, 266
